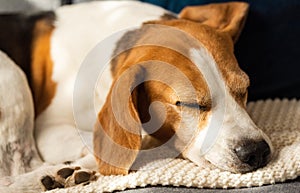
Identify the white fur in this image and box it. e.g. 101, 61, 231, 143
0, 1, 272, 191
183, 48, 273, 172
35, 1, 168, 164
182, 46, 227, 160
0, 51, 41, 177
0, 2, 169, 191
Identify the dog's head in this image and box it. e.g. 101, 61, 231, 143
93, 2, 273, 175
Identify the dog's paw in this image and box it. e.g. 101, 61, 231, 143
41, 175, 64, 190
40, 166, 98, 191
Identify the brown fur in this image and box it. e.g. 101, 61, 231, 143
179, 2, 249, 42
0, 12, 56, 116
94, 2, 250, 175
94, 65, 145, 175
31, 15, 57, 115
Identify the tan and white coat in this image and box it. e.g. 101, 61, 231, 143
0, 1, 272, 191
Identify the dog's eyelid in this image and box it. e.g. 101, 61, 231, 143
175, 101, 209, 111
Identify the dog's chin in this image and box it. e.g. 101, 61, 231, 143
184, 153, 250, 173
205, 157, 254, 174
203, 149, 263, 174
184, 149, 259, 173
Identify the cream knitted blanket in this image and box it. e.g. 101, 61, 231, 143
47, 99, 300, 192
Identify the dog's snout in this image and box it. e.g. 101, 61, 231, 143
234, 140, 271, 170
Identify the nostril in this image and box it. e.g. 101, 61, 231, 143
246, 154, 257, 166
235, 140, 271, 169
262, 143, 271, 157
261, 141, 271, 165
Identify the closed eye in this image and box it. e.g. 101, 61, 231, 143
175, 101, 209, 111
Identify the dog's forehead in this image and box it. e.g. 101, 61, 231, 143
143, 60, 210, 103
186, 24, 250, 92
138, 19, 249, 98
115, 19, 249, 104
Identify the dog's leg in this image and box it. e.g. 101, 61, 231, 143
0, 52, 42, 177
34, 123, 91, 164
0, 164, 64, 193
0, 153, 98, 193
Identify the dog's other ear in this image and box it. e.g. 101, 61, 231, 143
179, 2, 249, 42
93, 65, 145, 175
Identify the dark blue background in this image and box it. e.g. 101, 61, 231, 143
141, 0, 300, 101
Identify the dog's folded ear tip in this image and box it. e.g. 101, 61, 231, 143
97, 159, 130, 176
178, 1, 250, 42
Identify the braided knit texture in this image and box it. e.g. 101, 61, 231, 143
50, 99, 300, 192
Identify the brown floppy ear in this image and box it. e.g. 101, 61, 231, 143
179, 2, 249, 42
93, 65, 145, 175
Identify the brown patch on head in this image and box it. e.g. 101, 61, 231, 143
144, 17, 250, 105
227, 71, 250, 106
31, 12, 57, 116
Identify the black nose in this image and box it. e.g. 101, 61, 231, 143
234, 140, 271, 169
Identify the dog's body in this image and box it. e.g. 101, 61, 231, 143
0, 1, 273, 191
25, 1, 171, 165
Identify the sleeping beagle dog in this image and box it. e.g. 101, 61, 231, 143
0, 1, 273, 190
